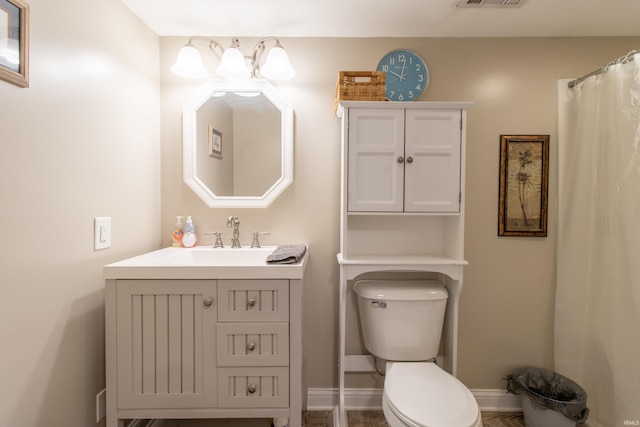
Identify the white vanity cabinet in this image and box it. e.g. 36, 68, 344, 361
104, 249, 307, 427
347, 106, 462, 213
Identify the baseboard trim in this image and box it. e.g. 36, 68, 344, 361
472, 389, 523, 411
306, 388, 522, 412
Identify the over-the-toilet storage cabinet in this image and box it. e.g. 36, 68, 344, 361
336, 101, 472, 427
347, 106, 462, 213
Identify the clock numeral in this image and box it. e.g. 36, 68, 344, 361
416, 64, 422, 72
398, 54, 406, 63
408, 91, 414, 99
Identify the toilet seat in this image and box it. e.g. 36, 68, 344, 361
383, 362, 482, 427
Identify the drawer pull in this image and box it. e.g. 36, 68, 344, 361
248, 384, 257, 394
247, 297, 257, 307
247, 342, 256, 352
203, 297, 213, 307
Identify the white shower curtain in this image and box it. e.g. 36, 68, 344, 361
556, 56, 640, 426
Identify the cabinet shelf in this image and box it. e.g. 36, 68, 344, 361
337, 252, 467, 281
338, 252, 467, 265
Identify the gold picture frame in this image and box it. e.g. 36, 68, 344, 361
208, 125, 222, 159
0, 0, 29, 88
498, 135, 550, 237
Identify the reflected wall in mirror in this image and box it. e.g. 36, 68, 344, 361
183, 80, 293, 208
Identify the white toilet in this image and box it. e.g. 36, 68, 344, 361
353, 280, 483, 427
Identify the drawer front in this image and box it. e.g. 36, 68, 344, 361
217, 323, 289, 366
218, 280, 289, 322
218, 367, 289, 408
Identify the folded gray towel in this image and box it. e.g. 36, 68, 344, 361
266, 244, 307, 264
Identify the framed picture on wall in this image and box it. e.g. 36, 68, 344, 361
0, 0, 29, 88
498, 135, 550, 237
208, 125, 222, 159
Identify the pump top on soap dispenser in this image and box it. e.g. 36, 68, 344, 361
181, 216, 198, 248
171, 216, 184, 247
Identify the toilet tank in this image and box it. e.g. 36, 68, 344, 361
353, 280, 448, 361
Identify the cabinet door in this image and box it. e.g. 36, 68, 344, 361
405, 109, 461, 213
348, 108, 405, 212
116, 280, 217, 409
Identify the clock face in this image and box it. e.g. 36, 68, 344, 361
376, 50, 428, 101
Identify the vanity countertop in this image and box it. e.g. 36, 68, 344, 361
104, 246, 308, 280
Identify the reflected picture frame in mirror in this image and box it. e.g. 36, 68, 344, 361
183, 80, 293, 208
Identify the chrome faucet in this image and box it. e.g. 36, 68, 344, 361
226, 216, 241, 248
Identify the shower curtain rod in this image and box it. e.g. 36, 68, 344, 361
568, 50, 638, 88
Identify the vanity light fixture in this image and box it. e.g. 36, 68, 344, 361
171, 37, 295, 81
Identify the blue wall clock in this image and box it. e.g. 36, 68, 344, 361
376, 50, 428, 101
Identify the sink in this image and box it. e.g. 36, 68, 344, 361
154, 246, 275, 266
103, 246, 307, 280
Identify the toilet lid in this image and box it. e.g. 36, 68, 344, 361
384, 362, 480, 427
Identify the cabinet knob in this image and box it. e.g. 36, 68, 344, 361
248, 384, 257, 394
203, 297, 213, 307
247, 342, 256, 352
397, 156, 405, 163
406, 156, 414, 164
247, 297, 257, 307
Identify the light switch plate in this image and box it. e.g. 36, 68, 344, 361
94, 217, 111, 250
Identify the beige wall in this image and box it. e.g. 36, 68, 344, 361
161, 36, 640, 391
0, 0, 161, 426
4, 4, 637, 425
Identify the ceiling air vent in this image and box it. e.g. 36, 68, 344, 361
456, 0, 527, 7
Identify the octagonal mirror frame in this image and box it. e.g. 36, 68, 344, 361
183, 79, 293, 208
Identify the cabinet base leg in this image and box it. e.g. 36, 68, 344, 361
272, 417, 288, 427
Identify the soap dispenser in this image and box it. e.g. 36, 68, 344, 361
171, 216, 184, 247
181, 216, 198, 248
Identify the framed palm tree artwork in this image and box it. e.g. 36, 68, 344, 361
498, 135, 550, 237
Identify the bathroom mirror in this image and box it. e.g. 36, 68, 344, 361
183, 80, 293, 208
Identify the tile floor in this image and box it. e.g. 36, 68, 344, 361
307, 411, 525, 427
157, 410, 525, 427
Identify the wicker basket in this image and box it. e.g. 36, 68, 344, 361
335, 71, 386, 112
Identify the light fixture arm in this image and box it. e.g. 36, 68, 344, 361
186, 36, 225, 60
249, 37, 282, 78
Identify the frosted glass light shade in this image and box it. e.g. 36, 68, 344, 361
171, 45, 209, 79
216, 47, 250, 79
260, 46, 295, 80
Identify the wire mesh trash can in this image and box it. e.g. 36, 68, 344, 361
505, 367, 589, 427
